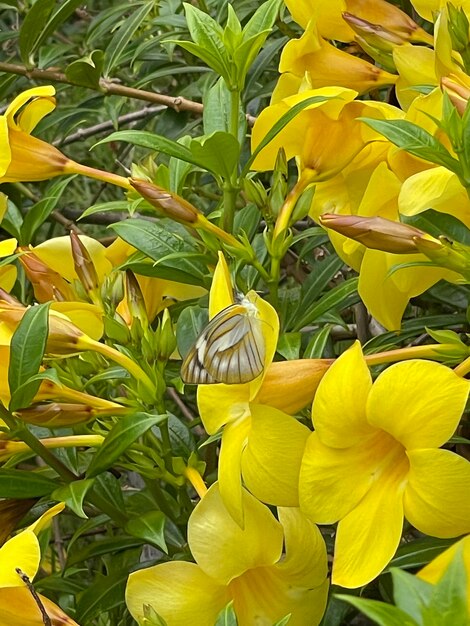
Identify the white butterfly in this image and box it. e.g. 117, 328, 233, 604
181, 296, 265, 385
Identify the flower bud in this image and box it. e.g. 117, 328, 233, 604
130, 179, 201, 224
15, 402, 119, 427
70, 231, 100, 299
320, 214, 433, 254
441, 75, 470, 116
18, 248, 75, 302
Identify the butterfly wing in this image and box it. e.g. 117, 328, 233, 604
180, 303, 265, 384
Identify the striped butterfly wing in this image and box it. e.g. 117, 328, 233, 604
180, 303, 265, 384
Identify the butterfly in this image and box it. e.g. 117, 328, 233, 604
181, 295, 265, 385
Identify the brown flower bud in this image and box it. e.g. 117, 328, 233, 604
130, 178, 200, 224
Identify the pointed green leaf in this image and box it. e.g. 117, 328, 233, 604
125, 511, 167, 552
336, 595, 419, 626
52, 479, 95, 519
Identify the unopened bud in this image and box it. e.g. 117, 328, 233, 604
19, 248, 74, 302
117, 271, 148, 328
70, 231, 100, 297
447, 4, 470, 53
413, 236, 470, 278
159, 307, 176, 360
320, 214, 431, 254
441, 75, 470, 116
131, 178, 201, 224
344, 13, 406, 50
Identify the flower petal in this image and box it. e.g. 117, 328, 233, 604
0, 117, 12, 178
50, 302, 103, 342
4, 86, 55, 126
312, 341, 374, 447
0, 530, 40, 587
405, 448, 470, 537
209, 251, 234, 318
197, 383, 250, 434
332, 462, 406, 588
126, 561, 229, 626
189, 483, 283, 584
299, 432, 381, 524
0, 587, 79, 626
368, 361, 469, 449
242, 404, 310, 506
218, 414, 252, 527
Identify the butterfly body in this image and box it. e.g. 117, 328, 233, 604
181, 297, 265, 385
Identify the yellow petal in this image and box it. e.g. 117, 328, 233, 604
27, 502, 65, 535
4, 86, 55, 127
189, 483, 283, 585
0, 530, 40, 587
209, 251, 233, 318
16, 97, 56, 135
299, 431, 380, 523
0, 587, 79, 626
312, 341, 374, 447
0, 239, 17, 257
367, 361, 469, 448
50, 302, 103, 341
399, 167, 470, 228
217, 415, 252, 527
394, 45, 437, 110
0, 117, 12, 177
3, 131, 69, 183
332, 455, 408, 588
126, 561, 229, 626
241, 404, 310, 506
284, 0, 353, 41
405, 448, 470, 537
34, 236, 112, 284
0, 267, 17, 293
358, 248, 454, 330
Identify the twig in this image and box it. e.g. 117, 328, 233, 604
52, 517, 66, 570
16, 568, 51, 626
0, 62, 204, 115
54, 105, 166, 147
51, 210, 84, 234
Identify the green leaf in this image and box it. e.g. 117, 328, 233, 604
18, 0, 55, 64
359, 118, 462, 176
303, 325, 333, 358
79, 200, 129, 221
125, 511, 167, 552
10, 370, 61, 415
176, 305, 208, 360
391, 568, 432, 624
67, 535, 143, 567
8, 302, 50, 412
52, 479, 95, 519
20, 176, 75, 244
94, 131, 210, 171
103, 2, 153, 76
65, 49, 104, 89
243, 0, 282, 39
389, 537, 456, 570
110, 219, 208, 286
75, 569, 129, 622
424, 548, 468, 626
86, 412, 167, 478
215, 601, 238, 626
277, 332, 301, 360
243, 94, 330, 175
181, 3, 230, 79
293, 278, 359, 331
0, 469, 57, 498
190, 132, 240, 180
336, 595, 420, 626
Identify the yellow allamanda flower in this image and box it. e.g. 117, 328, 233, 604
284, 0, 432, 44
0, 502, 80, 625
196, 253, 333, 525
299, 341, 470, 588
126, 483, 329, 626
0, 86, 129, 188
274, 21, 397, 100
0, 237, 18, 295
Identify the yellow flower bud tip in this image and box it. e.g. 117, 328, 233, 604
130, 178, 201, 224
320, 214, 426, 254
70, 231, 100, 294
0, 287, 20, 305
16, 402, 98, 427
18, 248, 74, 303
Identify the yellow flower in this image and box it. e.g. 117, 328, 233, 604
274, 21, 397, 100
0, 502, 79, 625
299, 341, 470, 588
284, 0, 432, 44
126, 483, 329, 626
0, 238, 18, 295
196, 254, 318, 525
251, 87, 399, 178
0, 86, 129, 188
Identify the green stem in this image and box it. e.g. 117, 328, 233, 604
0, 406, 78, 482
222, 88, 241, 234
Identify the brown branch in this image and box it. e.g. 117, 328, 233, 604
16, 569, 51, 626
0, 62, 204, 115
0, 62, 257, 125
